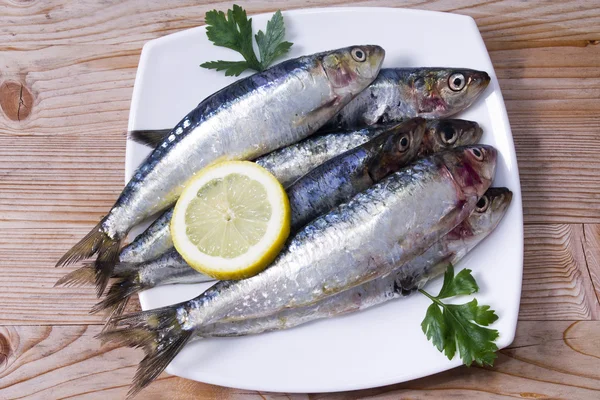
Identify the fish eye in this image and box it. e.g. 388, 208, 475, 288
469, 147, 484, 161
441, 126, 458, 145
351, 48, 367, 62
476, 195, 489, 212
448, 73, 466, 91
398, 135, 410, 152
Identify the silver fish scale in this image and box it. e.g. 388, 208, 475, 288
103, 57, 338, 239
138, 249, 212, 287
182, 157, 474, 329
119, 208, 174, 264
287, 149, 373, 231
255, 128, 381, 187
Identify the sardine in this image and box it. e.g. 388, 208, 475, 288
56, 46, 386, 295
102, 145, 496, 396
321, 68, 490, 131
196, 187, 512, 338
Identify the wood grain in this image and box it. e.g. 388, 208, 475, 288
0, 1, 598, 47
1, 0, 600, 398
520, 225, 600, 320
584, 224, 600, 307
2, 322, 600, 399
491, 44, 600, 224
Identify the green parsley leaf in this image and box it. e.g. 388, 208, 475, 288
437, 266, 479, 299
420, 265, 499, 367
255, 11, 293, 68
200, 60, 252, 77
201, 5, 293, 76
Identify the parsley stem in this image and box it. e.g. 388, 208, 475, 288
418, 288, 444, 306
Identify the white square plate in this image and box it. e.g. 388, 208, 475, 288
126, 7, 523, 393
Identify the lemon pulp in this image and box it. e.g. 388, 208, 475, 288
171, 161, 290, 280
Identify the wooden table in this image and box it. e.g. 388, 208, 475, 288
1, 1, 599, 398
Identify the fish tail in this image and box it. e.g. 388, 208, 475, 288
93, 237, 122, 297
54, 264, 96, 287
128, 129, 171, 148
100, 306, 193, 398
100, 300, 130, 333
91, 271, 142, 316
56, 219, 108, 267
56, 218, 123, 296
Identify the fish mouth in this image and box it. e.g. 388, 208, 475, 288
367, 45, 386, 78
487, 187, 513, 213
471, 71, 491, 92
472, 125, 484, 143
482, 72, 491, 85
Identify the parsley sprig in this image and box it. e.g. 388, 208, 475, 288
420, 265, 499, 366
200, 5, 293, 76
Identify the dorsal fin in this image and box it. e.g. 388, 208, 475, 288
127, 129, 171, 148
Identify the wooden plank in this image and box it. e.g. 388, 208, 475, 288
0, 44, 134, 324
489, 44, 600, 224
520, 225, 600, 320
0, 1, 598, 47
584, 224, 600, 307
2, 321, 600, 399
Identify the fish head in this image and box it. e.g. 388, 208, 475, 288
321, 45, 385, 95
421, 119, 483, 155
440, 145, 497, 199
468, 187, 513, 235
445, 187, 512, 258
414, 68, 490, 118
366, 118, 426, 181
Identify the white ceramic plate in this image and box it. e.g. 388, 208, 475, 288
126, 7, 523, 393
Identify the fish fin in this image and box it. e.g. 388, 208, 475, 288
100, 300, 130, 333
56, 218, 123, 297
293, 95, 348, 129
56, 219, 107, 267
54, 264, 96, 287
90, 271, 142, 316
128, 129, 171, 148
93, 239, 122, 297
100, 306, 193, 398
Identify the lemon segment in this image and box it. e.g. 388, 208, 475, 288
171, 161, 290, 280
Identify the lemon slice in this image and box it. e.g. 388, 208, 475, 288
171, 161, 290, 280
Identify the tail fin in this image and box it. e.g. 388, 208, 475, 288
91, 271, 142, 317
56, 218, 123, 296
128, 129, 171, 148
100, 306, 193, 398
54, 265, 96, 287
